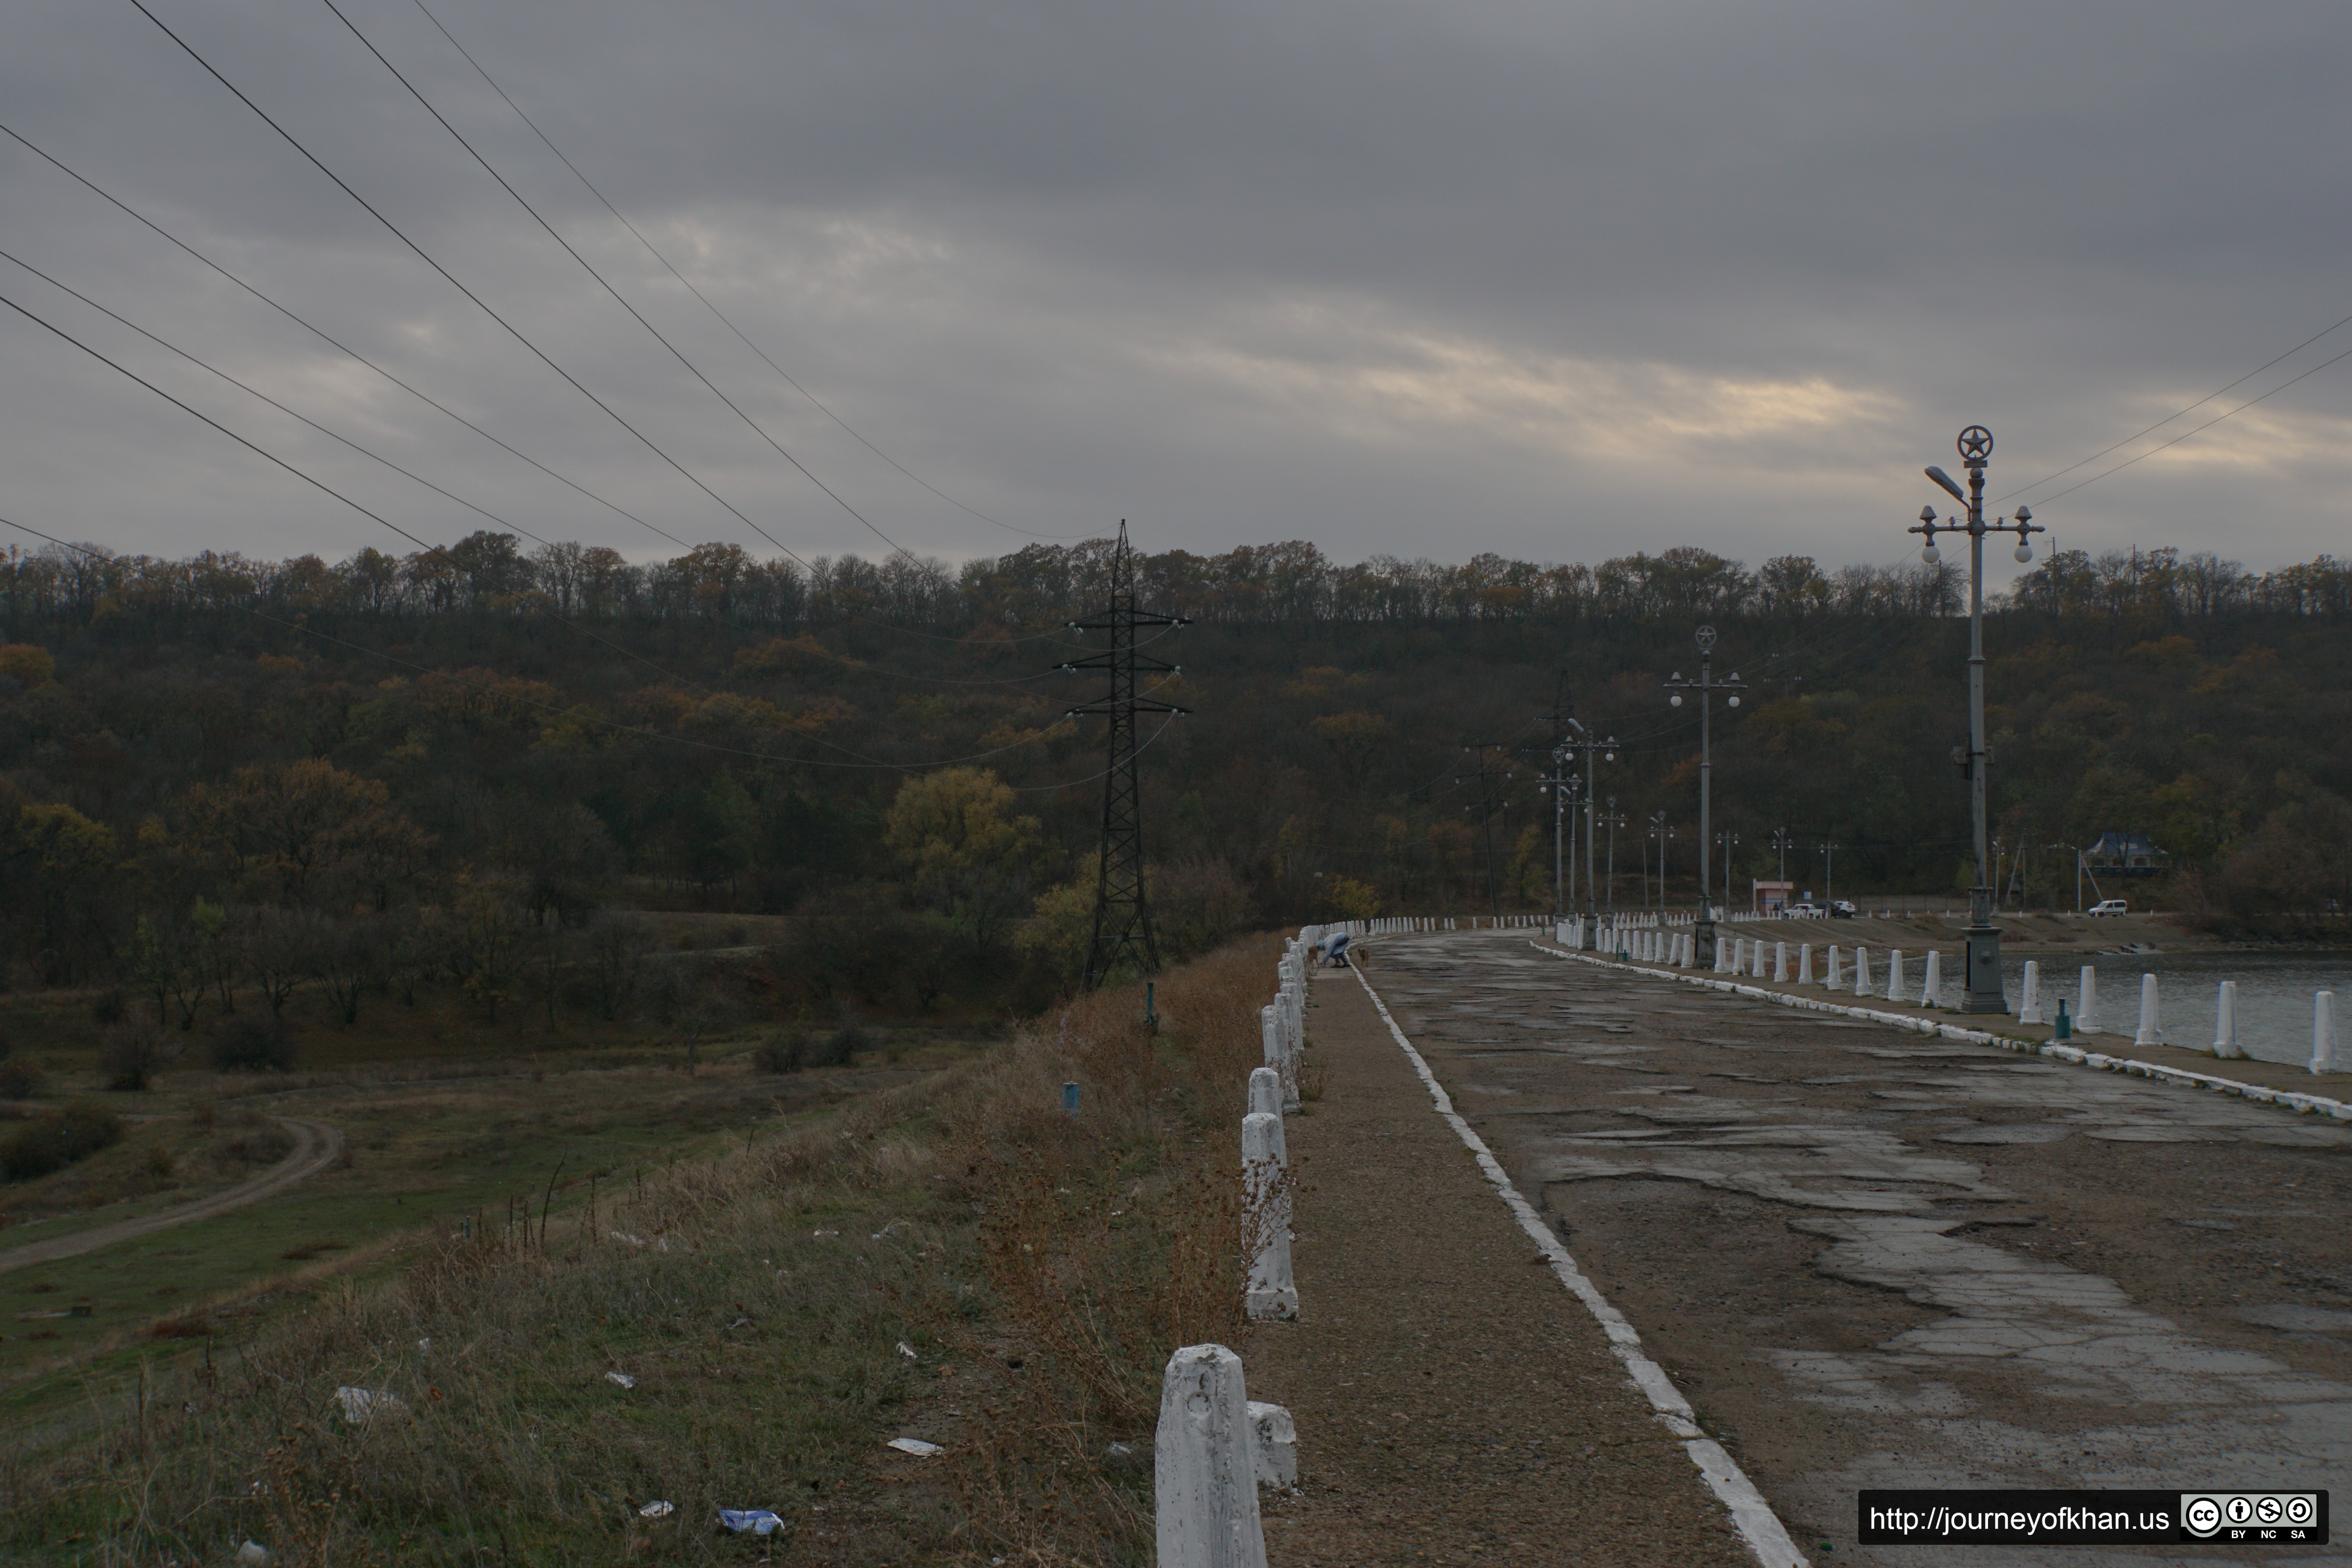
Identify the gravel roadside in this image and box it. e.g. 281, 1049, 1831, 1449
1245, 958, 1758, 1567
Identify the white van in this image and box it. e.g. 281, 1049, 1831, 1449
2087, 898, 2128, 916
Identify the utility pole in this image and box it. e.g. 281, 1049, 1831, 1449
1457, 742, 1513, 917
1649, 812, 1672, 910
1665, 626, 1744, 966
1718, 830, 1741, 913
1913, 426, 2042, 1012
1542, 674, 1574, 916
1818, 839, 1839, 907
1537, 756, 1579, 920
1603, 798, 1624, 915
1553, 720, 1618, 947
1772, 826, 1791, 887
2051, 842, 2082, 913
1056, 521, 1191, 990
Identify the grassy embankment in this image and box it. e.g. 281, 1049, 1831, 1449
1, 933, 1282, 1565
0, 908, 1005, 1404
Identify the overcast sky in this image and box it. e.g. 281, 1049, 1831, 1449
3, 0, 2348, 583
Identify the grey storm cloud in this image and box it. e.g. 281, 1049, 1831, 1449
2, 0, 2348, 577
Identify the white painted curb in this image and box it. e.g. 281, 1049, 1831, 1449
1525, 941, 2352, 1124
1346, 964, 1810, 1568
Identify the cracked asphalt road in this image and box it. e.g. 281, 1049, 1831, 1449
1362, 930, 2352, 1566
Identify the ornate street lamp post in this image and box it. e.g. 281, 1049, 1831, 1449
1912, 424, 2044, 1013
1664, 626, 1743, 967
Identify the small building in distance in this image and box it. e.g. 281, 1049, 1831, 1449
1752, 879, 1794, 914
2082, 831, 2170, 878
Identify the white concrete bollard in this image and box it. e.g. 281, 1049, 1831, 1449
1853, 947, 1872, 997
2213, 981, 2241, 1059
1886, 950, 1907, 1004
1752, 941, 1767, 979
1773, 941, 1788, 983
1825, 946, 1842, 989
1246, 1400, 1297, 1491
1242, 1112, 1296, 1321
1798, 943, 1813, 984
1247, 1066, 1282, 1118
2313, 992, 2337, 1074
2018, 960, 2042, 1025
2134, 973, 2163, 1048
2078, 966, 2101, 1034
1921, 950, 1943, 1010
1156, 1344, 1268, 1568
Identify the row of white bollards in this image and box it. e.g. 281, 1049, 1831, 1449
1152, 935, 1327, 1564
1252, 931, 1316, 1315
1473, 912, 2340, 1075
2116, 971, 2338, 1071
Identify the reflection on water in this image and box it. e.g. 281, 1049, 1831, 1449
2024, 950, 2348, 1068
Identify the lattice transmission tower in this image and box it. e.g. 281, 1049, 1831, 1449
1056, 522, 1192, 989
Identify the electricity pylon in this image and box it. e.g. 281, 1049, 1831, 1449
1057, 522, 1191, 989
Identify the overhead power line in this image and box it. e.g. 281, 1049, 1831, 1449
0, 119, 696, 551
2021, 340, 2352, 509
313, 0, 928, 569
123, 0, 836, 580
407, 0, 1078, 545
2003, 305, 2352, 506
0, 251, 1058, 695
0, 285, 1071, 758
0, 282, 809, 724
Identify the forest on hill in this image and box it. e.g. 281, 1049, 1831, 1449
0, 529, 2345, 1028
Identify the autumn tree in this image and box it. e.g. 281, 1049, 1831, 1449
184, 759, 431, 908
884, 767, 1048, 943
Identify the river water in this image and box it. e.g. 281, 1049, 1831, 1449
2032, 949, 2348, 1068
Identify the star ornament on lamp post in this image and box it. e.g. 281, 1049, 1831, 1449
1909, 424, 2044, 1013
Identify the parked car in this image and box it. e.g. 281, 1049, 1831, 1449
1828, 900, 1858, 918
1785, 901, 1824, 918
2087, 898, 2129, 916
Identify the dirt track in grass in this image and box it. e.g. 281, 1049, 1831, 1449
0, 1115, 342, 1276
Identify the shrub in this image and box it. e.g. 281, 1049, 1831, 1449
210, 1014, 299, 1073
0, 1060, 43, 1098
0, 1102, 123, 1181
90, 989, 126, 1026
751, 1028, 811, 1073
98, 1021, 173, 1091
824, 1016, 870, 1064
750, 1016, 864, 1073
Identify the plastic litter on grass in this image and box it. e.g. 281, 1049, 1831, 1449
605, 1372, 636, 1389
719, 1508, 786, 1535
332, 1387, 401, 1423
887, 1437, 945, 1456
636, 1501, 674, 1519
